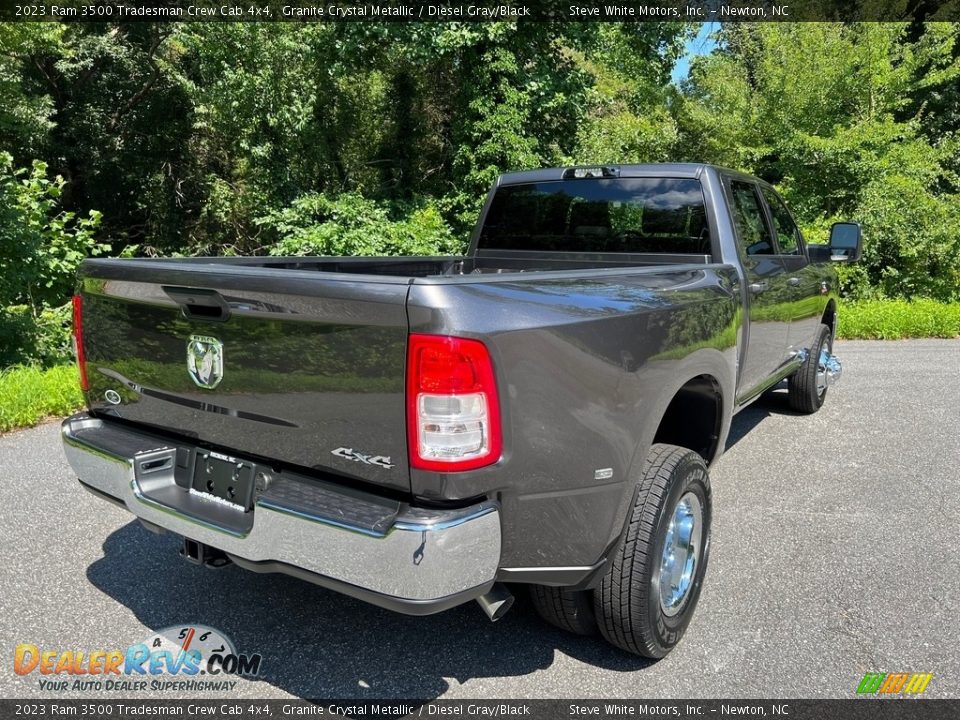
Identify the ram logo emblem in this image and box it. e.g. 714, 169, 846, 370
186, 335, 224, 389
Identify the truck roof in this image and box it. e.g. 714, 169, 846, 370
498, 163, 743, 186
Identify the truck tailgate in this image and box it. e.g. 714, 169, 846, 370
77, 260, 411, 492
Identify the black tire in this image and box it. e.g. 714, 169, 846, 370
594, 443, 712, 658
530, 585, 597, 636
788, 323, 832, 414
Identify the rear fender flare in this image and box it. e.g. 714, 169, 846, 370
599, 348, 733, 568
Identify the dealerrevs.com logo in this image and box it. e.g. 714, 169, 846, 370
14, 624, 262, 693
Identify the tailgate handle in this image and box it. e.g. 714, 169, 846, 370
163, 286, 230, 322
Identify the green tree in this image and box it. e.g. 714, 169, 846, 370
0, 24, 63, 158
676, 23, 960, 300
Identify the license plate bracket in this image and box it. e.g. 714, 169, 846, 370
191, 451, 256, 511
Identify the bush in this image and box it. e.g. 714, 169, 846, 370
838, 299, 960, 340
0, 153, 104, 367
258, 192, 464, 258
0, 302, 72, 367
0, 364, 83, 432
845, 176, 960, 302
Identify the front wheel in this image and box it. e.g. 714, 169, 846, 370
594, 443, 712, 658
788, 323, 834, 414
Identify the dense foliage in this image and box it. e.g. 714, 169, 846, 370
0, 151, 103, 365
1, 20, 958, 368
675, 24, 960, 300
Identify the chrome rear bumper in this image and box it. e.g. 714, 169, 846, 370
62, 413, 501, 614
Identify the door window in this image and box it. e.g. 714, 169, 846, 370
728, 181, 774, 256
760, 187, 802, 255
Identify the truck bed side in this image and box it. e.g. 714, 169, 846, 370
406, 263, 739, 575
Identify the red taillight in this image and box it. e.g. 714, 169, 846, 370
72, 294, 89, 392
406, 334, 502, 472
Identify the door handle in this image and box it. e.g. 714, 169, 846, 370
748, 282, 768, 294
787, 277, 801, 286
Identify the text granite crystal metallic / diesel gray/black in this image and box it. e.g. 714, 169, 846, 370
61, 163, 861, 657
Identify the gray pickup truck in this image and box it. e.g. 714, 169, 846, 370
62, 164, 860, 658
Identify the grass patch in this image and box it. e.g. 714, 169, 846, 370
0, 364, 83, 433
839, 299, 960, 340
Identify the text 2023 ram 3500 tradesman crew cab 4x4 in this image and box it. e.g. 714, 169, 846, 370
62, 164, 861, 657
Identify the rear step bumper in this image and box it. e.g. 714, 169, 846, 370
62, 413, 501, 615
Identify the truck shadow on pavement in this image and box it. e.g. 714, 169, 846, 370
725, 384, 802, 451
87, 524, 656, 699
84, 387, 803, 698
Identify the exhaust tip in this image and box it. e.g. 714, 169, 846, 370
476, 583, 514, 622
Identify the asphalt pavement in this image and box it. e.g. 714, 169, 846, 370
1, 340, 958, 700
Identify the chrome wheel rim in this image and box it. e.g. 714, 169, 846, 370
658, 491, 703, 617
816, 348, 831, 396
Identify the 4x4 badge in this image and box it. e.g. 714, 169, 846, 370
332, 447, 394, 469
186, 335, 223, 389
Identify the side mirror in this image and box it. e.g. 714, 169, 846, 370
828, 221, 862, 262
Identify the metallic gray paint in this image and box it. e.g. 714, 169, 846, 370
77, 271, 411, 491
406, 264, 739, 570
67, 163, 840, 594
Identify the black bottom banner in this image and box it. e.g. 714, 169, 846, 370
1, 699, 957, 720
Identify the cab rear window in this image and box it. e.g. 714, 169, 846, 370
478, 178, 710, 254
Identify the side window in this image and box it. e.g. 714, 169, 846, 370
760, 187, 801, 255
728, 181, 774, 256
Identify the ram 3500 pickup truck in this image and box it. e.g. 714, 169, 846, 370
62, 164, 860, 658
